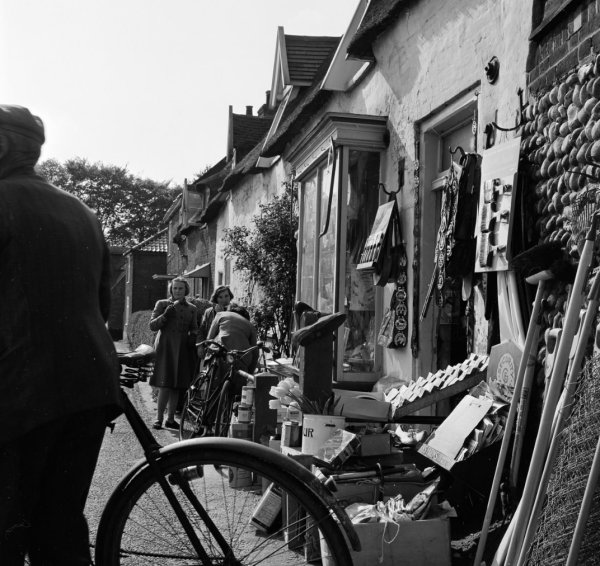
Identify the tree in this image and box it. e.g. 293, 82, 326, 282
36, 157, 177, 246
222, 182, 298, 357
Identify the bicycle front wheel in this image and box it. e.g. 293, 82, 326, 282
180, 370, 217, 440
214, 380, 234, 438
95, 439, 353, 566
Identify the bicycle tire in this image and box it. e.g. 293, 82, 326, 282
214, 380, 233, 437
179, 371, 211, 440
95, 438, 353, 566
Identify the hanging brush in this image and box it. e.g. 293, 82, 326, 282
510, 240, 576, 284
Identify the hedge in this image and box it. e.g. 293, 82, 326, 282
127, 310, 156, 350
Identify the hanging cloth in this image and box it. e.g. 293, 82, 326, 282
420, 162, 460, 320
420, 152, 481, 320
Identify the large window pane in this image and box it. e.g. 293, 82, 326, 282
318, 157, 337, 312
300, 171, 317, 306
343, 151, 380, 373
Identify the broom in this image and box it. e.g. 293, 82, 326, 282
504, 213, 599, 566
516, 264, 600, 565
473, 241, 573, 566
508, 242, 576, 487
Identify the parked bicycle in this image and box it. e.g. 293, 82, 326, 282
93, 344, 358, 565
179, 340, 264, 440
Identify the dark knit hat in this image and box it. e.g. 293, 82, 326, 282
0, 105, 45, 145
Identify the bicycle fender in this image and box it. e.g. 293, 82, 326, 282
164, 438, 361, 552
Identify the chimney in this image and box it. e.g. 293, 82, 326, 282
266, 90, 271, 105
246, 105, 253, 116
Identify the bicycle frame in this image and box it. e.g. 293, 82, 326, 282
118, 388, 229, 565
108, 347, 361, 564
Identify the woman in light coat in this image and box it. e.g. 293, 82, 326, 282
149, 277, 198, 429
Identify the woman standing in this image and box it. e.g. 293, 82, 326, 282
149, 277, 198, 429
197, 285, 233, 353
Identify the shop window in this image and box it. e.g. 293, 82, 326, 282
299, 151, 380, 370
343, 151, 380, 373
293, 113, 388, 380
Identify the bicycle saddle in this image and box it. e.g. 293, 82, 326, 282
119, 343, 156, 365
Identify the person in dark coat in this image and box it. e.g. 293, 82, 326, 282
207, 303, 259, 374
0, 105, 122, 565
149, 277, 198, 429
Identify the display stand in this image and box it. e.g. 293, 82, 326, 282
292, 312, 346, 407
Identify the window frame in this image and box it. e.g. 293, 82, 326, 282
291, 113, 389, 382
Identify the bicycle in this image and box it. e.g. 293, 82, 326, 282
93, 344, 359, 565
179, 340, 262, 440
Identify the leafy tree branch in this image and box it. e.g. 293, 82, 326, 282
37, 157, 177, 246
223, 182, 298, 356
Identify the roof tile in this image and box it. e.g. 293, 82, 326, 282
124, 227, 168, 255
232, 114, 273, 160
285, 35, 341, 84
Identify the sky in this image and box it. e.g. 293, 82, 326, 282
0, 0, 359, 186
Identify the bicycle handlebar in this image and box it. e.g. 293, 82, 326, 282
197, 340, 270, 358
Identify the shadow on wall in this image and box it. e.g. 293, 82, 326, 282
127, 310, 156, 350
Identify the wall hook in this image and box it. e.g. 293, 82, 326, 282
490, 88, 526, 132
449, 145, 466, 159
379, 182, 400, 197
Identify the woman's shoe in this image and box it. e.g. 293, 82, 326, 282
152, 420, 162, 429
164, 420, 179, 429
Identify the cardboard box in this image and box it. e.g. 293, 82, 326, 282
333, 396, 391, 422
358, 433, 391, 457
229, 423, 253, 439
334, 480, 380, 508
320, 518, 450, 566
417, 393, 493, 470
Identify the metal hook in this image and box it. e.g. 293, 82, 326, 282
491, 88, 526, 132
449, 145, 466, 159
378, 182, 400, 197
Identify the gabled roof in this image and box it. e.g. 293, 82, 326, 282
192, 156, 230, 190
230, 112, 273, 161
346, 0, 406, 60
321, 0, 374, 92
194, 156, 227, 183
162, 192, 183, 223
260, 37, 341, 158
285, 35, 341, 84
269, 27, 341, 108
124, 227, 168, 256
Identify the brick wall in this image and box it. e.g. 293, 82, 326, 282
528, 0, 600, 93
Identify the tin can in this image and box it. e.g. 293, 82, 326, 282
241, 386, 255, 406
229, 466, 252, 488
287, 406, 302, 422
281, 420, 301, 447
250, 484, 282, 531
237, 404, 252, 423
